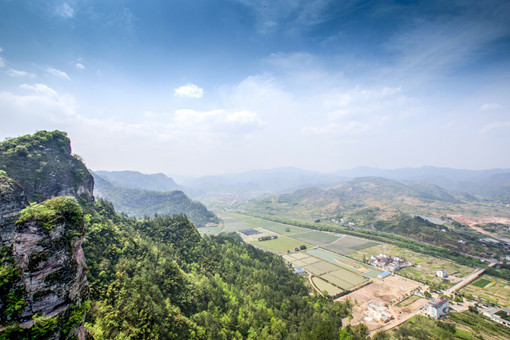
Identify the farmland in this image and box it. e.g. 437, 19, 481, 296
322, 236, 379, 255
282, 251, 370, 291
460, 275, 510, 307
251, 236, 312, 253
349, 243, 474, 286
218, 212, 373, 293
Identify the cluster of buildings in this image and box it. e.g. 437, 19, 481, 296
368, 254, 413, 272
366, 302, 393, 323
482, 307, 510, 327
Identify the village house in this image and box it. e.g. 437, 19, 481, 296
482, 307, 510, 327
436, 269, 447, 278
425, 297, 449, 319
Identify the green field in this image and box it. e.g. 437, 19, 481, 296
306, 248, 380, 277
461, 275, 510, 307
223, 212, 371, 291
322, 236, 378, 254
224, 212, 307, 234
291, 231, 342, 245
251, 237, 311, 254
472, 278, 492, 288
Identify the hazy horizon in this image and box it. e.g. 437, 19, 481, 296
93, 164, 510, 180
1, 1, 510, 176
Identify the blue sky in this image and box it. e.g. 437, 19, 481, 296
1, 0, 509, 175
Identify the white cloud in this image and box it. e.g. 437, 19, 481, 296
56, 3, 74, 18
324, 86, 408, 119
226, 110, 264, 125
302, 121, 369, 137
46, 67, 71, 81
75, 63, 85, 70
174, 109, 223, 125
7, 69, 35, 78
225, 73, 296, 115
480, 121, 510, 133
0, 84, 77, 135
173, 108, 264, 131
480, 103, 502, 111
174, 83, 203, 98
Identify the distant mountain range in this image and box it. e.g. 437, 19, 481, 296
94, 166, 510, 201
176, 166, 510, 200
335, 166, 510, 198
176, 167, 349, 197
91, 171, 219, 227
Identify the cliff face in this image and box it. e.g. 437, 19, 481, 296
0, 178, 89, 338
0, 130, 94, 203
0, 131, 91, 339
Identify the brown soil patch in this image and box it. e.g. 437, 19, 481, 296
449, 215, 510, 241
449, 215, 510, 227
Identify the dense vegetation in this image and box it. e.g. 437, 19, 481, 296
93, 173, 219, 227
0, 130, 93, 203
82, 199, 356, 339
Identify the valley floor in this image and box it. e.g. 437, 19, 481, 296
203, 211, 510, 338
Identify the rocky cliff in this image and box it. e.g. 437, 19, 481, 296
0, 130, 94, 203
0, 131, 91, 339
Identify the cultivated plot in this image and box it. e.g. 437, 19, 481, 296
291, 231, 342, 245
306, 248, 381, 278
349, 243, 473, 284
322, 236, 378, 255
313, 277, 343, 296
461, 275, 510, 307
225, 213, 306, 235
251, 237, 311, 254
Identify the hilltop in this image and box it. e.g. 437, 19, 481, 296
91, 171, 219, 228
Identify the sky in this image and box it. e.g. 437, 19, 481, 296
1, 0, 509, 176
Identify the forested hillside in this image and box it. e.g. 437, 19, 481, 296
92, 172, 219, 228
93, 170, 182, 192
83, 199, 358, 339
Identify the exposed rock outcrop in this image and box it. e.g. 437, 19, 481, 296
1, 181, 89, 338
0, 177, 28, 245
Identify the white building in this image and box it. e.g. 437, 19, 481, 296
436, 269, 447, 278
367, 302, 392, 323
426, 297, 449, 319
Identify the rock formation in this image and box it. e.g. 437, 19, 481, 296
0, 131, 91, 339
